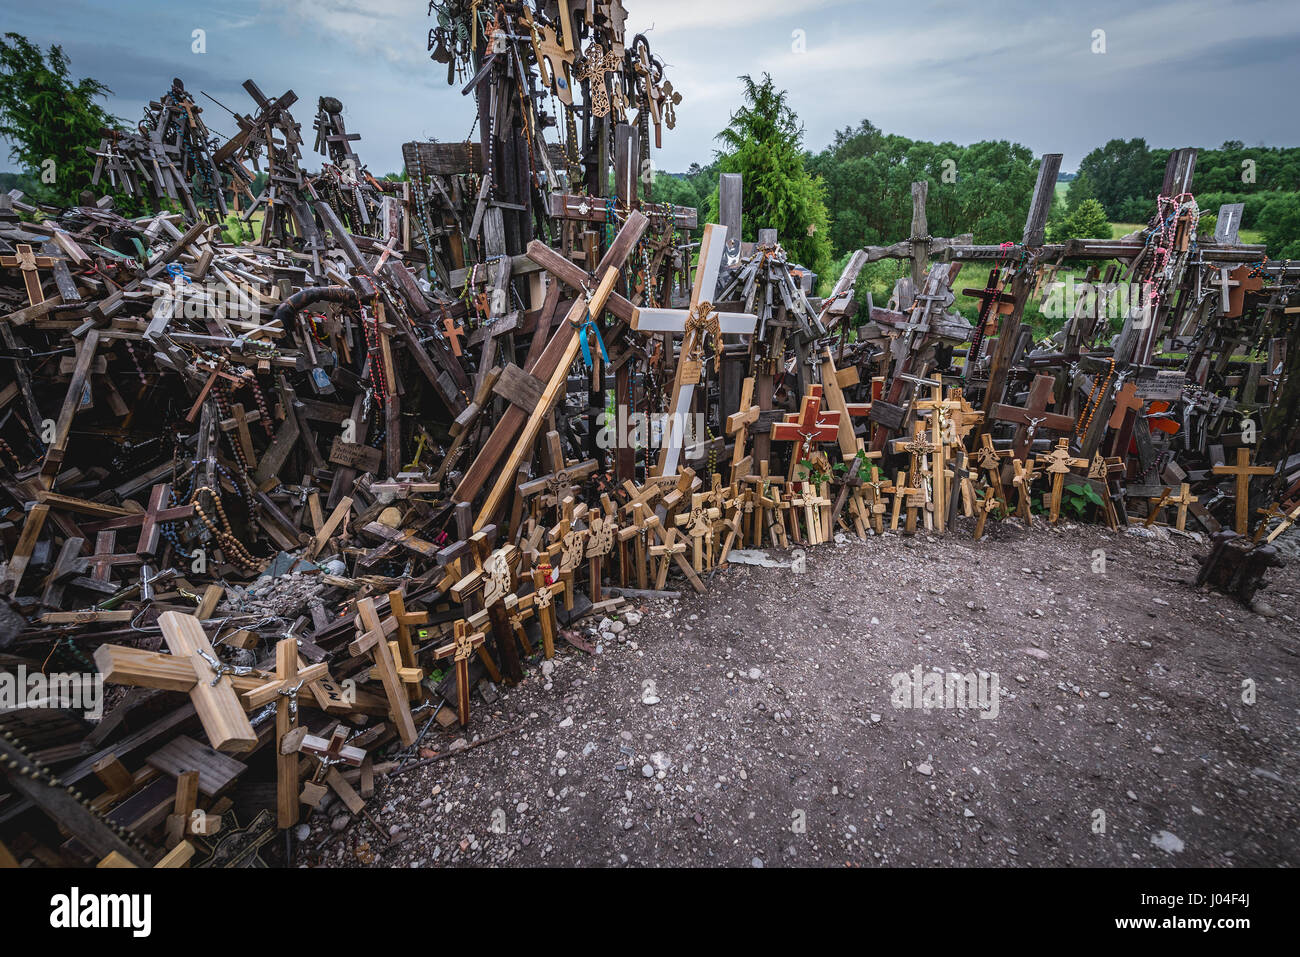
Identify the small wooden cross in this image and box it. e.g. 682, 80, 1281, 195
1212, 448, 1274, 535
0, 244, 57, 307
530, 564, 566, 659
974, 433, 1012, 507
889, 470, 922, 533
584, 495, 619, 600
1035, 438, 1089, 523
725, 376, 760, 484
973, 485, 1001, 541
1010, 457, 1039, 524
387, 590, 428, 702
434, 621, 487, 727
442, 312, 465, 356
674, 492, 720, 571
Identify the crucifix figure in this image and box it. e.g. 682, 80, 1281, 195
435, 621, 488, 727
633, 223, 758, 476
993, 375, 1076, 461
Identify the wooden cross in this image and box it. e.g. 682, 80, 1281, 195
0, 244, 57, 307
546, 498, 588, 610
974, 434, 1012, 507
646, 520, 705, 593
674, 492, 720, 570
973, 485, 1000, 541
770, 384, 842, 488
240, 637, 329, 828
1257, 501, 1300, 545
158, 612, 257, 752
992, 375, 1075, 461
1010, 457, 1039, 524
350, 598, 417, 746
442, 313, 465, 356
861, 466, 895, 535
901, 423, 943, 533
1212, 447, 1274, 534
1035, 438, 1089, 523
530, 564, 566, 659
434, 621, 487, 727
632, 223, 758, 475
387, 589, 428, 702
889, 470, 922, 533
725, 376, 760, 483
1147, 482, 1197, 532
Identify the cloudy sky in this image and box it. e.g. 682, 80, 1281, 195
3, 0, 1299, 177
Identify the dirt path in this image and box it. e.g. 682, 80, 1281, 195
300, 520, 1298, 868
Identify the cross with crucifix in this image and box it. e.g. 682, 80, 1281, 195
530, 564, 566, 659
633, 223, 758, 476
993, 375, 1076, 461
240, 637, 329, 828
770, 384, 842, 489
434, 621, 488, 727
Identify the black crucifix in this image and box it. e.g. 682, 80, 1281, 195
992, 374, 1076, 461
961, 267, 1017, 379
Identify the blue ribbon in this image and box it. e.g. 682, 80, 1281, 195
576, 311, 609, 369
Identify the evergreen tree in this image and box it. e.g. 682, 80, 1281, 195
0, 33, 122, 207
704, 74, 832, 281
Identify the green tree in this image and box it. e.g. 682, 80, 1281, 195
1077, 138, 1158, 220
1257, 193, 1300, 259
1055, 198, 1112, 241
0, 33, 122, 207
704, 74, 832, 281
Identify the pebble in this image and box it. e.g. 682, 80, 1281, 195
1151, 830, 1185, 854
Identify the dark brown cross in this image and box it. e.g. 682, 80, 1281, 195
961, 267, 1016, 374
85, 483, 195, 557
992, 375, 1075, 460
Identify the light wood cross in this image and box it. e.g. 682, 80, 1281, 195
435, 621, 487, 727
584, 495, 619, 601
1011, 457, 1039, 524
350, 598, 418, 746
1035, 438, 1089, 523
889, 470, 922, 533
0, 244, 57, 307
633, 223, 757, 475
973, 485, 1000, 541
1211, 448, 1273, 534
1256, 502, 1300, 545
725, 376, 760, 483
674, 492, 721, 570
530, 564, 566, 659
387, 589, 428, 702
975, 434, 1013, 507
241, 638, 329, 828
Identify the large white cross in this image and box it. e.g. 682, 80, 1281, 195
631, 224, 757, 475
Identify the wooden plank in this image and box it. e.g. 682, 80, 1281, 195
145, 734, 247, 796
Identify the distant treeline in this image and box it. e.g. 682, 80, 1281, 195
652, 127, 1300, 267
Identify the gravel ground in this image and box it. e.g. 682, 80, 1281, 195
298, 519, 1299, 868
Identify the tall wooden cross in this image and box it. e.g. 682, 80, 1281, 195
1212, 448, 1273, 534
240, 638, 329, 828
1036, 438, 1089, 523
632, 223, 758, 476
